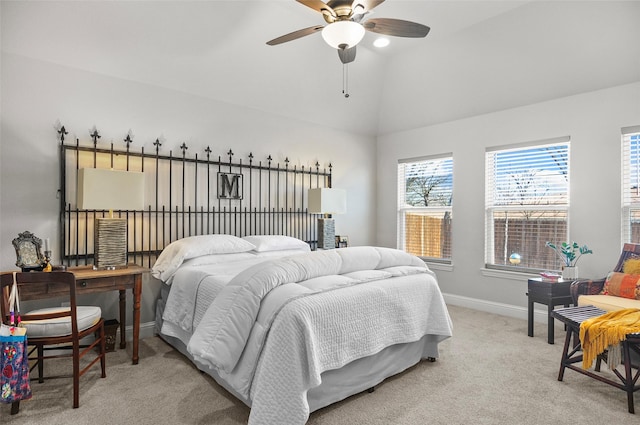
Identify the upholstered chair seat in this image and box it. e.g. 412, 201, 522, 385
22, 306, 102, 337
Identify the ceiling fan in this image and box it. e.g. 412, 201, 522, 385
266, 0, 430, 64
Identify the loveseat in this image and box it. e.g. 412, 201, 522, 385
571, 243, 640, 311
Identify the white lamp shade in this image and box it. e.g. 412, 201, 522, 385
321, 21, 365, 49
308, 188, 347, 214
78, 168, 145, 211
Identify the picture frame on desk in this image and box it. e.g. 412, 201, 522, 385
339, 235, 349, 248
12, 231, 45, 271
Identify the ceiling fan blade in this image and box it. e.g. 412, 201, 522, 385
351, 0, 385, 15
337, 46, 356, 64
266, 25, 324, 46
296, 0, 337, 20
364, 18, 430, 38
352, 13, 367, 23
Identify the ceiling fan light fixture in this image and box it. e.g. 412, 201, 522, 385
321, 21, 365, 50
373, 37, 390, 48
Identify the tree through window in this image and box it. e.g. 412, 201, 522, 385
398, 155, 453, 262
485, 138, 570, 271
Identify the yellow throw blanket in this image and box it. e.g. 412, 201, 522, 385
579, 308, 640, 370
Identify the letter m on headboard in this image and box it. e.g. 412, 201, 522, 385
218, 172, 243, 200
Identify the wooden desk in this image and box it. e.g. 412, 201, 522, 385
69, 265, 148, 365
14, 265, 148, 365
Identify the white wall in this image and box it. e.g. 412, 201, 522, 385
377, 82, 640, 318
3, 45, 638, 335
0, 53, 377, 331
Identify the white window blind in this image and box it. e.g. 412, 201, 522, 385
622, 127, 640, 243
485, 138, 570, 271
398, 155, 453, 262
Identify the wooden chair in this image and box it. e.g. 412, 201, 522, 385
0, 271, 106, 413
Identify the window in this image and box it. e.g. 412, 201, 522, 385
485, 137, 570, 271
622, 126, 640, 243
398, 155, 453, 262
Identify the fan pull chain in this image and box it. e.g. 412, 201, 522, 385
342, 63, 349, 98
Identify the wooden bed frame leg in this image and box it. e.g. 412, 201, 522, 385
11, 401, 20, 415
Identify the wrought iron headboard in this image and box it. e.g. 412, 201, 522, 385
57, 126, 332, 268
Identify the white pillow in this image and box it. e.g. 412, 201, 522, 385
242, 235, 310, 252
152, 234, 256, 282
254, 249, 311, 258
180, 252, 257, 268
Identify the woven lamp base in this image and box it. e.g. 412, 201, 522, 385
317, 218, 336, 250
95, 218, 128, 269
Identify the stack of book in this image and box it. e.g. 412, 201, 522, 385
539, 271, 561, 282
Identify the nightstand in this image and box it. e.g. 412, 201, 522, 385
527, 277, 574, 344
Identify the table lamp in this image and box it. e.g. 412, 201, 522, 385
308, 188, 346, 250
78, 168, 145, 269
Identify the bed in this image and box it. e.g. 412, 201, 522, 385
153, 234, 453, 425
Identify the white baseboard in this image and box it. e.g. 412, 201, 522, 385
139, 321, 157, 339
443, 292, 550, 324
115, 321, 157, 342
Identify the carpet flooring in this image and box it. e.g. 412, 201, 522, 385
1, 305, 636, 424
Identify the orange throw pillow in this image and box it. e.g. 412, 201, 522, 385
602, 272, 640, 299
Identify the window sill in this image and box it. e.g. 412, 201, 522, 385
424, 261, 454, 272
480, 267, 539, 281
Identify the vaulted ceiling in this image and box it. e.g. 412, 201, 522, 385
2, 1, 639, 137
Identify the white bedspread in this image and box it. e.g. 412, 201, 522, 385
185, 246, 453, 425
161, 250, 310, 344
161, 258, 261, 340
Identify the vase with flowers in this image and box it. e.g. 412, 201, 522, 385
545, 241, 593, 279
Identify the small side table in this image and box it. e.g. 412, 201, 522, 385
527, 277, 574, 344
